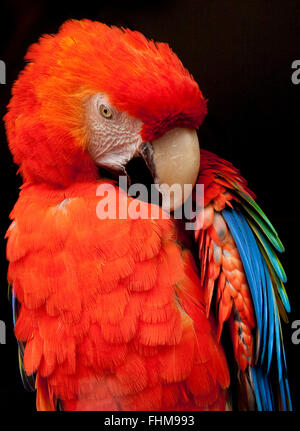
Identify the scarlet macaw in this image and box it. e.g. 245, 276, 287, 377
4, 19, 291, 411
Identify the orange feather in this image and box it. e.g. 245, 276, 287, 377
5, 20, 229, 411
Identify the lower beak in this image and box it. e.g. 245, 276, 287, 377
140, 128, 200, 212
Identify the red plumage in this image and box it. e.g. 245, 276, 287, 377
5, 19, 290, 411
6, 179, 230, 410
5, 19, 206, 187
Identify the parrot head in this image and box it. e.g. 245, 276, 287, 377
5, 19, 207, 210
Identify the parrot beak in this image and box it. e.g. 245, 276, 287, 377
140, 128, 200, 212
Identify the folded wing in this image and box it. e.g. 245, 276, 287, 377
193, 149, 292, 410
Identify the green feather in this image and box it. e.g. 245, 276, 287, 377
247, 218, 287, 282
258, 241, 290, 316
247, 219, 290, 314
7, 283, 12, 302
241, 202, 285, 253
273, 278, 289, 323
236, 189, 282, 243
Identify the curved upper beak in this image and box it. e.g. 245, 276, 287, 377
140, 128, 200, 212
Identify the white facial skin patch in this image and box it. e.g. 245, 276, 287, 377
85, 94, 143, 172
84, 94, 200, 213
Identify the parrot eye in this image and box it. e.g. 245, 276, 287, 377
99, 104, 113, 119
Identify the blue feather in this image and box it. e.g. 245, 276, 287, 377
12, 292, 16, 327
222, 206, 291, 410
258, 253, 269, 367
263, 259, 275, 373
223, 209, 263, 351
248, 220, 287, 283
285, 377, 293, 410
237, 212, 269, 363
250, 368, 262, 411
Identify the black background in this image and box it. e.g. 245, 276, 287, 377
0, 0, 299, 416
